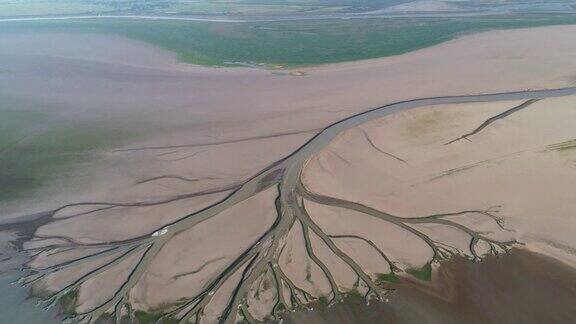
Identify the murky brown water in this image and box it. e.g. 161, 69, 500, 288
282, 248, 576, 324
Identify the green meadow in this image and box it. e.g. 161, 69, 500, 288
2, 14, 576, 67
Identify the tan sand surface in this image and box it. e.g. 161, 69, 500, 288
245, 270, 276, 321
279, 220, 332, 298
37, 192, 230, 243
130, 187, 277, 309
305, 201, 433, 269
303, 95, 576, 267
309, 231, 358, 291
77, 248, 146, 313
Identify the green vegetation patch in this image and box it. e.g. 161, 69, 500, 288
59, 288, 79, 316
317, 295, 328, 305
546, 139, 576, 152
2, 14, 576, 67
134, 310, 159, 324
276, 301, 287, 312
406, 263, 432, 281
376, 271, 399, 284
134, 310, 178, 324
346, 288, 364, 300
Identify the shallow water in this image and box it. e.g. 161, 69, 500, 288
0, 232, 58, 324
0, 275, 59, 324
283, 249, 576, 324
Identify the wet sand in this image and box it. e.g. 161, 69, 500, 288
283, 248, 576, 324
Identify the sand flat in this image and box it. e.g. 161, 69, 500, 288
303, 95, 576, 266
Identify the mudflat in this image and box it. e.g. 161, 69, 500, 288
282, 248, 576, 324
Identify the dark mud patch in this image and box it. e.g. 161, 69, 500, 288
282, 248, 576, 324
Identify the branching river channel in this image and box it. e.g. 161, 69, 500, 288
3, 87, 576, 324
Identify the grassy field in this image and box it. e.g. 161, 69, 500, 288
406, 263, 432, 281
2, 14, 576, 67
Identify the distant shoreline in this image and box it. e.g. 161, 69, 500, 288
1, 11, 565, 24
